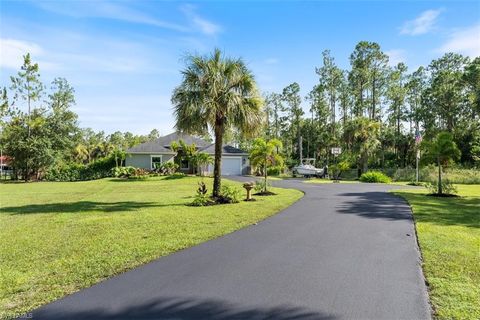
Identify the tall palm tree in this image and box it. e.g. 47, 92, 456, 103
172, 49, 263, 197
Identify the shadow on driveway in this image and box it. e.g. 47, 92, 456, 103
34, 296, 338, 320
336, 192, 413, 221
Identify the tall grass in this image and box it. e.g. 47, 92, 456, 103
393, 165, 480, 184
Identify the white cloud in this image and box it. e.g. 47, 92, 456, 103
34, 1, 188, 32
181, 5, 221, 36
438, 24, 480, 57
400, 9, 443, 35
385, 49, 407, 67
0, 38, 57, 70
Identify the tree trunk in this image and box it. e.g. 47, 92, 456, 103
264, 160, 268, 192
438, 157, 442, 195
213, 118, 224, 198
372, 79, 376, 120
362, 152, 368, 174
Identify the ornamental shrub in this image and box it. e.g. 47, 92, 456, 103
220, 185, 242, 203
45, 156, 116, 181
190, 181, 214, 206
359, 171, 392, 183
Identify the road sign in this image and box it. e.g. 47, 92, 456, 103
331, 147, 342, 156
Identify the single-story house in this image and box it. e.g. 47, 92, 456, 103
125, 132, 250, 175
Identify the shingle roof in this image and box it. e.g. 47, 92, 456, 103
199, 144, 248, 155
127, 132, 209, 153
127, 132, 247, 155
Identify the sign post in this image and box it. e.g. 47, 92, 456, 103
331, 147, 342, 183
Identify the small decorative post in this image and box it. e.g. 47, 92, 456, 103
243, 182, 254, 201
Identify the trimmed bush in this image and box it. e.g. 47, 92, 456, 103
153, 162, 179, 175
112, 166, 136, 178
359, 171, 392, 183
220, 185, 242, 203
45, 156, 116, 181
267, 165, 283, 176
127, 168, 150, 180
254, 180, 270, 193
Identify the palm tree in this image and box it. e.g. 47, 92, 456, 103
172, 49, 263, 198
249, 138, 283, 192
344, 117, 380, 176
73, 144, 89, 164
191, 152, 213, 176
422, 131, 461, 195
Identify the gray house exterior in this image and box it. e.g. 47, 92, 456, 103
126, 132, 250, 175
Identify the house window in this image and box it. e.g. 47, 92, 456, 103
151, 155, 163, 170
180, 159, 189, 169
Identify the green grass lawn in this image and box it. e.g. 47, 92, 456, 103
394, 185, 480, 320
0, 176, 303, 318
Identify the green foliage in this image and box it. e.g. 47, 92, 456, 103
422, 132, 461, 194
154, 162, 179, 175
191, 181, 214, 206
112, 166, 136, 178
164, 172, 186, 180
45, 156, 116, 181
267, 165, 283, 176
254, 180, 271, 193
250, 138, 283, 191
343, 117, 381, 174
422, 132, 461, 167
190, 152, 213, 176
359, 170, 392, 183
220, 185, 242, 203
331, 159, 352, 179
425, 179, 458, 195
127, 168, 150, 180
393, 166, 480, 184
172, 48, 263, 197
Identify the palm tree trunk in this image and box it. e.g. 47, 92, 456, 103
213, 118, 224, 198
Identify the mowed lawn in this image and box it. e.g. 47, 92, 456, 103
0, 176, 303, 318
394, 185, 480, 320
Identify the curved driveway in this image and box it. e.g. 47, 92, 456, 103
33, 178, 430, 320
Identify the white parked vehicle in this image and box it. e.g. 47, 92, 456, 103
292, 163, 325, 178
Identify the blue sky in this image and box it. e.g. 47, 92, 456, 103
1, 0, 479, 135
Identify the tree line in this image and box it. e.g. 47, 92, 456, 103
253, 42, 479, 175
1, 41, 479, 183
0, 54, 164, 180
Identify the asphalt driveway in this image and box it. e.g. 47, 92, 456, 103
32, 178, 431, 320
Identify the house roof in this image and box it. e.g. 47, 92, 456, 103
127, 132, 248, 155
199, 144, 248, 155
127, 132, 209, 153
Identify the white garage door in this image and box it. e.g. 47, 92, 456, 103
221, 157, 242, 175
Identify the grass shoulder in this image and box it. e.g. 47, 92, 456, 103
393, 184, 480, 320
0, 176, 303, 318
